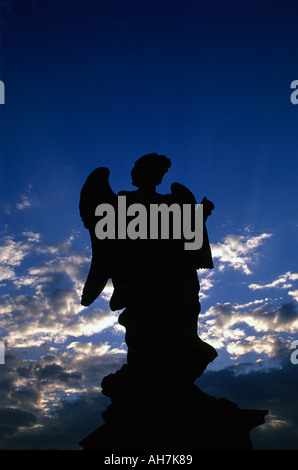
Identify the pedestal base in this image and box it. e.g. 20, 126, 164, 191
79, 379, 267, 450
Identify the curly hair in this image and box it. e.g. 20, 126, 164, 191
131, 153, 171, 188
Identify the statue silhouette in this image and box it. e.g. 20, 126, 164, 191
79, 154, 267, 450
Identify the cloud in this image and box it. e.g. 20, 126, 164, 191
0, 229, 126, 446
289, 290, 298, 302
0, 232, 42, 285
199, 299, 298, 364
16, 195, 32, 210
249, 272, 298, 305
204, 299, 298, 334
0, 338, 126, 449
35, 363, 82, 383
211, 232, 272, 274
3, 185, 36, 214
0, 231, 120, 351
1, 288, 118, 349
226, 335, 290, 361
0, 265, 15, 283
249, 271, 298, 290
0, 234, 36, 268
1, 346, 297, 449
248, 272, 298, 310
15, 185, 36, 211
0, 231, 81, 286
197, 361, 298, 450
0, 229, 296, 449
0, 390, 110, 450
234, 298, 271, 310
0, 408, 37, 437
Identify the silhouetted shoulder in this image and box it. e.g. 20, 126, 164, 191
171, 182, 196, 203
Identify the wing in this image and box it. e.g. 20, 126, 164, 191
79, 167, 118, 306
170, 182, 214, 269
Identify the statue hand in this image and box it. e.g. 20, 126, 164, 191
201, 196, 214, 219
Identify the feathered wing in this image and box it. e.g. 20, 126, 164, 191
170, 182, 214, 269
79, 167, 118, 306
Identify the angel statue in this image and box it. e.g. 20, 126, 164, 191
79, 154, 269, 451
79, 153, 217, 388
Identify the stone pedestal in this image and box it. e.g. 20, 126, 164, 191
79, 364, 267, 451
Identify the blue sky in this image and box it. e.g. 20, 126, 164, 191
0, 0, 298, 450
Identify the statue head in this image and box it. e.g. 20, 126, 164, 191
131, 153, 171, 189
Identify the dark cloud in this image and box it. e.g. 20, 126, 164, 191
0, 391, 110, 450
275, 302, 298, 327
16, 363, 35, 378
2, 358, 298, 450
1, 231, 297, 449
203, 300, 298, 337
0, 341, 126, 449
11, 387, 39, 407
0, 407, 37, 437
2, 335, 298, 450
35, 363, 81, 383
